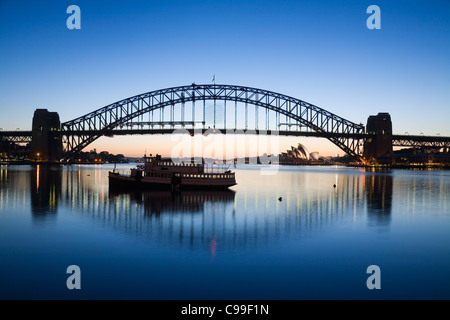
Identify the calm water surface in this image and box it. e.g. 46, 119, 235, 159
1, 164, 449, 299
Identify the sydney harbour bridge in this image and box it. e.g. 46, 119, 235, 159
1, 83, 449, 163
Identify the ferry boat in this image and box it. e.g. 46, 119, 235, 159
109, 154, 236, 191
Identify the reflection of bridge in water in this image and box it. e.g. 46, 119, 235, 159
0, 165, 398, 252
54, 167, 395, 251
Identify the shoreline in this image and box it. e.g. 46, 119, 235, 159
2, 160, 450, 170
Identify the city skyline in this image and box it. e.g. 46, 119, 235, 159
1, 0, 449, 157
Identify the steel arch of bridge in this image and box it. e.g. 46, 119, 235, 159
61, 84, 365, 161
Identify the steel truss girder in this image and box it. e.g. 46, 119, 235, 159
0, 131, 32, 144
392, 135, 450, 149
61, 84, 366, 161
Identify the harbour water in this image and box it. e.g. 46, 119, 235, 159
1, 163, 449, 299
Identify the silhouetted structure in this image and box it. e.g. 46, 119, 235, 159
30, 109, 62, 162
2, 86, 450, 163
363, 113, 393, 162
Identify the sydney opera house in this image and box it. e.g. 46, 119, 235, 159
279, 143, 321, 164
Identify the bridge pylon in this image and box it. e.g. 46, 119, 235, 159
30, 109, 62, 163
363, 113, 393, 162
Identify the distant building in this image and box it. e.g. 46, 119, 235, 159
310, 152, 320, 161
281, 143, 310, 160
280, 143, 323, 165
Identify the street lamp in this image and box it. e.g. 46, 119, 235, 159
36, 153, 40, 162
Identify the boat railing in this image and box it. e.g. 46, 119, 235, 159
204, 163, 232, 174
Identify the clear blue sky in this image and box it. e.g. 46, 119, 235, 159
1, 0, 449, 157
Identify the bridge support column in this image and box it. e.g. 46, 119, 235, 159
363, 113, 393, 162
30, 109, 62, 163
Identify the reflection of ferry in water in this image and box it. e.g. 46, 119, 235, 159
109, 189, 236, 216
109, 154, 236, 191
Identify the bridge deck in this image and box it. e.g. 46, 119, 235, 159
2, 129, 449, 146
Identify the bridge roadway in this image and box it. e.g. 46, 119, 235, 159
1, 129, 450, 149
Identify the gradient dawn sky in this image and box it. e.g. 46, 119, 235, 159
1, 0, 449, 157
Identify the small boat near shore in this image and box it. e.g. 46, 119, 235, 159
109, 154, 236, 191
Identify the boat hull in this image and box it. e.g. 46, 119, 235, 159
108, 171, 236, 191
